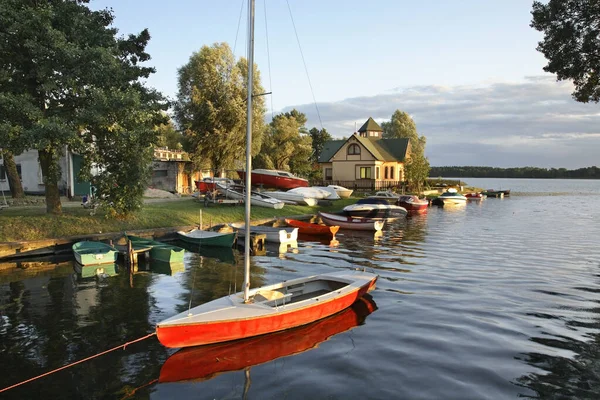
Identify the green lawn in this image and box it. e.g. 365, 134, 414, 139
0, 198, 356, 242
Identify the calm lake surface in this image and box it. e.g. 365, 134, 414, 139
1, 178, 600, 399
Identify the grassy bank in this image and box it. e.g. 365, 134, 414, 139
0, 198, 356, 242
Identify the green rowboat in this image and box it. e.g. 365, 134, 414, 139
177, 229, 237, 248
72, 241, 118, 266
126, 235, 185, 263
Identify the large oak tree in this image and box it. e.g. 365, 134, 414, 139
0, 0, 166, 214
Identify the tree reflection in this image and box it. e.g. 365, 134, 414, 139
514, 332, 600, 399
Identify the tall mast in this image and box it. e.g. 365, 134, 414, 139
243, 0, 255, 303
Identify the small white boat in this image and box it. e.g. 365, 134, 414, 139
319, 212, 384, 231
265, 191, 318, 206
437, 188, 467, 205
288, 187, 333, 200
328, 185, 353, 199
216, 183, 284, 209
229, 222, 299, 244
314, 186, 341, 200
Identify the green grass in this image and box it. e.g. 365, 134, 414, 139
0, 198, 356, 242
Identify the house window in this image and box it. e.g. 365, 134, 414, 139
376, 167, 380, 179
390, 167, 394, 180
0, 164, 22, 181
384, 167, 388, 179
347, 144, 361, 155
359, 167, 371, 179
325, 168, 332, 180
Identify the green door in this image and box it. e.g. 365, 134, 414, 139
72, 154, 91, 196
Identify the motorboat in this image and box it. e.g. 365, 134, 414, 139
318, 211, 384, 231
396, 195, 429, 212
229, 222, 298, 244
327, 185, 353, 199
465, 192, 486, 201
436, 188, 467, 205
216, 183, 284, 209
367, 190, 401, 204
236, 169, 308, 190
343, 198, 407, 219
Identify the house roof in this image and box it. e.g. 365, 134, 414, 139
358, 117, 383, 132
318, 135, 409, 163
318, 140, 345, 163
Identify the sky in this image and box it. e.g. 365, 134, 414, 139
89, 0, 600, 169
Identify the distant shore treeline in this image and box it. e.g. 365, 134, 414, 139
429, 166, 600, 179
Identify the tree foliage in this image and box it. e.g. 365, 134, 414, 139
255, 110, 312, 175
156, 119, 184, 150
381, 110, 430, 191
531, 0, 600, 103
308, 127, 332, 164
175, 43, 266, 173
0, 0, 166, 215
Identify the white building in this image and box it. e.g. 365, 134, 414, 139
0, 149, 91, 196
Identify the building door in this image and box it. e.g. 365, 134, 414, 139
72, 154, 92, 196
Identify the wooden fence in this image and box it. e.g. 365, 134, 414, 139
311, 180, 406, 193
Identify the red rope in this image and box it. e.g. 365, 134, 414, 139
0, 332, 157, 393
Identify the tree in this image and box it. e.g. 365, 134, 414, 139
531, 1, 600, 103
382, 110, 430, 192
404, 153, 430, 194
156, 119, 183, 150
381, 110, 426, 154
308, 127, 332, 164
175, 43, 266, 174
1, 150, 25, 199
0, 0, 165, 214
256, 111, 312, 175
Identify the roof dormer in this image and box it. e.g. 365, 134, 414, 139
357, 117, 383, 139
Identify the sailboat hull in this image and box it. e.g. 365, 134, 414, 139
156, 270, 377, 348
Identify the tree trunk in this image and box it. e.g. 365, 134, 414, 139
2, 151, 25, 198
38, 149, 62, 214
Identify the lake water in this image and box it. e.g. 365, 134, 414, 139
1, 178, 600, 399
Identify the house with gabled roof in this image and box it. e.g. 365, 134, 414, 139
318, 117, 410, 188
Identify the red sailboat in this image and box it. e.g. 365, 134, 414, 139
155, 1, 377, 349
159, 294, 377, 383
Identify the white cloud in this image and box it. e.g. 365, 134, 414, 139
282, 76, 600, 168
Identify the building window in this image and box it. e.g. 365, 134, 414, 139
347, 144, 361, 155
384, 167, 388, 179
359, 167, 371, 179
376, 167, 380, 179
325, 168, 332, 180
0, 164, 22, 181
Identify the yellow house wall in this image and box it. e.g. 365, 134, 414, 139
322, 136, 409, 182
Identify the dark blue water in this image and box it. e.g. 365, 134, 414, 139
1, 179, 600, 399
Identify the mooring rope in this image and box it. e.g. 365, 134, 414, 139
0, 332, 157, 393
